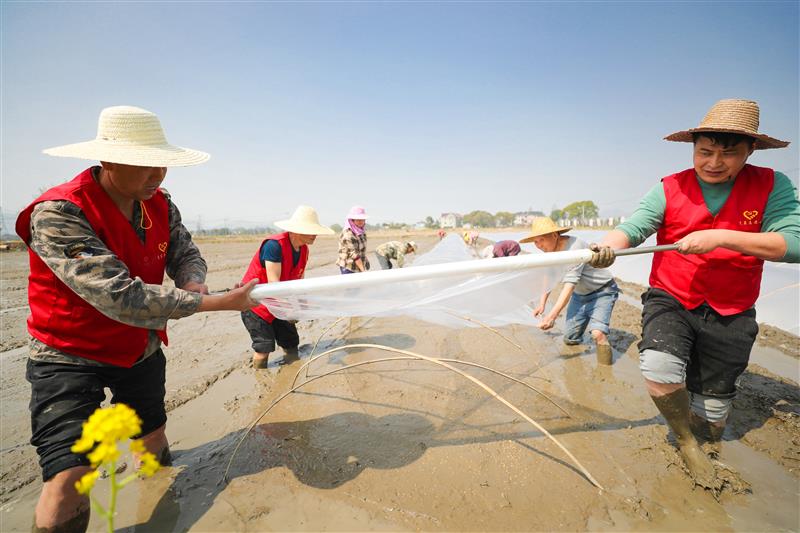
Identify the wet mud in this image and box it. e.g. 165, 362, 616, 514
1, 231, 798, 531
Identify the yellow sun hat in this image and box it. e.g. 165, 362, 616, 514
519, 217, 570, 244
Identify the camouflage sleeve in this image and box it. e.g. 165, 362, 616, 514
162, 191, 208, 287
340, 231, 361, 261
29, 200, 202, 330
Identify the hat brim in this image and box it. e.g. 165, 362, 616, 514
347, 214, 370, 220
519, 227, 570, 244
274, 220, 335, 236
664, 128, 790, 150
43, 140, 210, 167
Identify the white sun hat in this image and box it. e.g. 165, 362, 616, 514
42, 106, 210, 167
274, 206, 335, 236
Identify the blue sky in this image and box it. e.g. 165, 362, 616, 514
2, 1, 798, 230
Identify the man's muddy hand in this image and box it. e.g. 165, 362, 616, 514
537, 315, 556, 330
589, 244, 616, 268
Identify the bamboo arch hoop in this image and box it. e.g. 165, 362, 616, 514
224, 344, 602, 490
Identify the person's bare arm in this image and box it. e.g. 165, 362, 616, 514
537, 283, 576, 330
532, 291, 550, 317
265, 260, 282, 283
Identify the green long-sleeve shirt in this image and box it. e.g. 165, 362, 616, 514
617, 170, 800, 262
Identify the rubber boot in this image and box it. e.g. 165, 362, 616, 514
651, 389, 719, 489
690, 411, 725, 458
596, 343, 613, 365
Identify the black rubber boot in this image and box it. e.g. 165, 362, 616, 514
651, 389, 719, 490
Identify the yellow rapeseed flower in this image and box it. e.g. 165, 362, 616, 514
74, 470, 100, 495
138, 452, 161, 477
129, 439, 146, 454
72, 404, 143, 462
79, 404, 142, 447
87, 441, 120, 468
69, 404, 154, 533
71, 434, 95, 454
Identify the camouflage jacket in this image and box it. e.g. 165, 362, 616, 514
27, 181, 205, 365
375, 241, 408, 267
336, 227, 370, 271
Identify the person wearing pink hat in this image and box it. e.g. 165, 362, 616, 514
336, 205, 371, 274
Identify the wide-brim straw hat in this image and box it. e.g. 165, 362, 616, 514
519, 217, 570, 243
43, 106, 210, 166
664, 99, 790, 150
275, 205, 334, 235
406, 241, 418, 252
347, 205, 370, 220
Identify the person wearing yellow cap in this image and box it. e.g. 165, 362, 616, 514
591, 99, 799, 490
520, 217, 618, 366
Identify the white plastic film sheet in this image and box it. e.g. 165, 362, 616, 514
251, 234, 593, 328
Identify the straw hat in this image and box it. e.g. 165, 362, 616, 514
519, 217, 570, 243
664, 99, 790, 150
406, 241, 418, 252
43, 106, 210, 166
274, 205, 334, 235
347, 205, 370, 220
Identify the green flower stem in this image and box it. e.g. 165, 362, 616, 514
89, 496, 108, 521
118, 472, 139, 489
108, 460, 118, 533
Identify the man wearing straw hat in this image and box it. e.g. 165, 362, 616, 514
16, 105, 258, 532
240, 206, 334, 368
591, 99, 799, 489
521, 217, 618, 365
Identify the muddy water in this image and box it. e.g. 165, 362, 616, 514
2, 232, 799, 531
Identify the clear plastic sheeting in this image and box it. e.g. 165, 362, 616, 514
254, 234, 584, 328
486, 230, 800, 335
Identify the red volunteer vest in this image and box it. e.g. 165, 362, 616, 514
16, 168, 171, 367
241, 232, 308, 323
649, 164, 774, 315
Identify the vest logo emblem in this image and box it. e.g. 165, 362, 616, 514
741, 210, 760, 226
158, 242, 168, 253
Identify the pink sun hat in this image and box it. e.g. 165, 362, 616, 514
346, 205, 370, 220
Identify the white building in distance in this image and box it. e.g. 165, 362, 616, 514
439, 213, 462, 228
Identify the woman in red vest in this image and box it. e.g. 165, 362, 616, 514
592, 99, 798, 490
16, 106, 258, 532
241, 205, 334, 368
